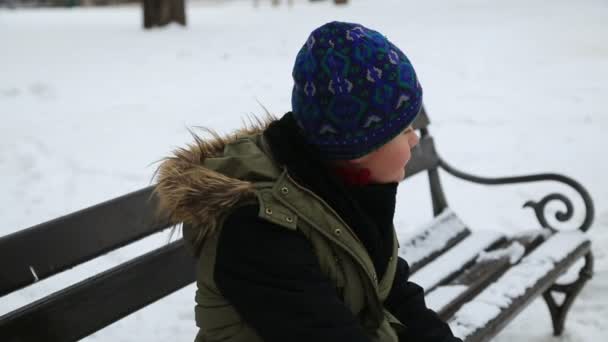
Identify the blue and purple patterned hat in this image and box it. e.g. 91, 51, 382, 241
291, 21, 423, 160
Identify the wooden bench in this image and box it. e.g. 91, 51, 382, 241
0, 108, 595, 342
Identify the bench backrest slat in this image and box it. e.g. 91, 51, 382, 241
0, 240, 194, 342
0, 187, 170, 297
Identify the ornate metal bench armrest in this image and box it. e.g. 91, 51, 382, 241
437, 155, 595, 233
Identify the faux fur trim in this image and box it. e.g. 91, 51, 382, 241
153, 115, 275, 245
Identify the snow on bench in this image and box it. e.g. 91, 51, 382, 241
398, 209, 470, 273
410, 230, 506, 292
447, 231, 590, 341
426, 284, 469, 314
424, 240, 530, 315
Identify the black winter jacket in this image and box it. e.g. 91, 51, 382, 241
213, 113, 462, 342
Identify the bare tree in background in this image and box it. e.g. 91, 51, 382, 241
143, 0, 186, 29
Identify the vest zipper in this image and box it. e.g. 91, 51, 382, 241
330, 248, 346, 298
280, 173, 385, 324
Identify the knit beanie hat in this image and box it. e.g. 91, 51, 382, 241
291, 21, 423, 160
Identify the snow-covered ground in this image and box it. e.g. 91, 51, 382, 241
1, 0, 606, 340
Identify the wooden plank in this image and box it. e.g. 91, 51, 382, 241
398, 209, 471, 274
426, 232, 546, 319
0, 240, 195, 342
447, 231, 591, 342
404, 135, 440, 179
410, 230, 506, 293
0, 186, 170, 297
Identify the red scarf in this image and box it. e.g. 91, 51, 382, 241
333, 167, 372, 186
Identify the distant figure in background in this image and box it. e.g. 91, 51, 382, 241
155, 21, 462, 342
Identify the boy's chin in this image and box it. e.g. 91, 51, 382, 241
373, 169, 406, 184
396, 169, 406, 182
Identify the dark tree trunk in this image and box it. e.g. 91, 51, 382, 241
143, 0, 186, 29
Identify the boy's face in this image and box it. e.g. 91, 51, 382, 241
349, 125, 419, 184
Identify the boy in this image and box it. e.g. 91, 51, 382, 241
155, 21, 462, 342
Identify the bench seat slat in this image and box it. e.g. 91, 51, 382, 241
0, 187, 169, 297
410, 230, 506, 293
448, 231, 591, 342
0, 240, 194, 342
426, 232, 546, 318
426, 285, 469, 316
398, 209, 470, 274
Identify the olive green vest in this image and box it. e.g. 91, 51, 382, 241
183, 134, 404, 342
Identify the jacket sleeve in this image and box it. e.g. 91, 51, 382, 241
214, 204, 371, 342
384, 257, 463, 342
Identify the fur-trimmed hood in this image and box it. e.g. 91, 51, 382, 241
153, 117, 277, 247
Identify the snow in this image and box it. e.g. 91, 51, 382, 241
398, 208, 469, 268
411, 230, 504, 292
449, 231, 590, 340
477, 241, 526, 264
1, 0, 607, 341
426, 284, 468, 313
28, 266, 39, 282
